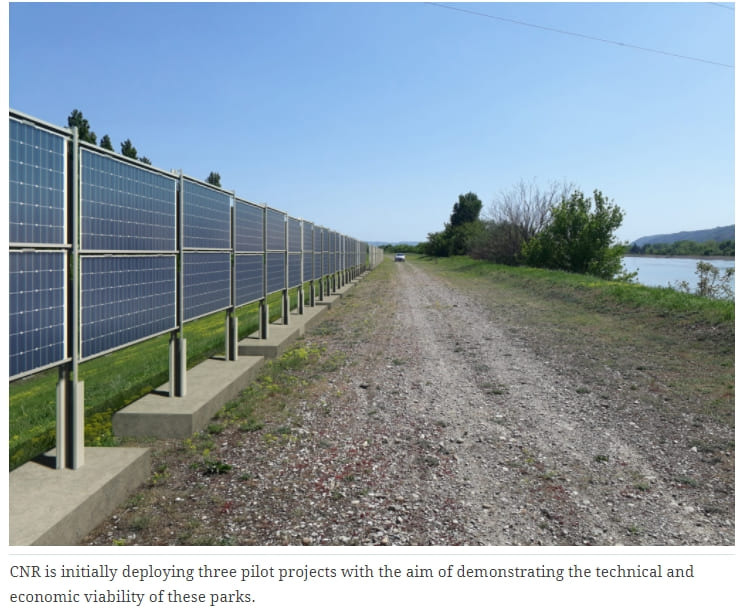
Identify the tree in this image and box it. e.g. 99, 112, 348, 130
449, 192, 483, 227
99, 134, 114, 151
522, 189, 629, 280
67, 109, 97, 145
138, 156, 152, 165
477, 179, 575, 265
120, 139, 138, 159
206, 172, 222, 187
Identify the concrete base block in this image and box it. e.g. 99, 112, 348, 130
9, 447, 150, 546
113, 355, 264, 439
239, 323, 302, 359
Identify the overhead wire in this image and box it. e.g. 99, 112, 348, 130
425, 2, 734, 69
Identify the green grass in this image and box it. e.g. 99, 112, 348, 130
9, 283, 315, 470
419, 255, 734, 324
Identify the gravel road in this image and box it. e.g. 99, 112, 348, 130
84, 259, 734, 546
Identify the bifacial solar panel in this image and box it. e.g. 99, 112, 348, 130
235, 254, 264, 307
235, 200, 264, 252
80, 255, 176, 359
266, 209, 286, 252
183, 179, 231, 250
9, 118, 67, 246
266, 253, 286, 294
303, 250, 314, 282
183, 252, 231, 321
302, 222, 314, 254
9, 250, 67, 378
288, 217, 301, 253
81, 149, 176, 251
288, 254, 302, 288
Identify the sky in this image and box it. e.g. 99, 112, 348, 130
6, 1, 735, 244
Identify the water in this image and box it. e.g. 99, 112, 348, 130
622, 256, 735, 292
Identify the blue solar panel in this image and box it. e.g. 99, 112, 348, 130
81, 149, 177, 251
235, 200, 263, 252
235, 254, 264, 306
266, 208, 286, 252
9, 118, 67, 246
183, 179, 231, 250
80, 255, 176, 359
303, 251, 314, 281
302, 222, 314, 253
9, 250, 67, 378
266, 253, 286, 294
183, 252, 231, 321
288, 217, 301, 253
288, 254, 302, 288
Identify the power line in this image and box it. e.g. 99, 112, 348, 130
426, 2, 734, 69
708, 3, 735, 10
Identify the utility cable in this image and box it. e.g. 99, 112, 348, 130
426, 2, 734, 69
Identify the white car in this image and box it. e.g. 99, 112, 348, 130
394, 253, 406, 262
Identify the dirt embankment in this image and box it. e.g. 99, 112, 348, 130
84, 259, 734, 546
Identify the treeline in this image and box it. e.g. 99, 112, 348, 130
628, 240, 735, 257
66, 109, 221, 186
417, 180, 632, 281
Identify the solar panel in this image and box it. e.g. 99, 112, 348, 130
266, 252, 286, 294
288, 217, 301, 253
235, 254, 264, 306
81, 149, 177, 251
182, 179, 231, 250
302, 222, 314, 253
183, 251, 231, 321
9, 118, 67, 246
266, 208, 286, 252
303, 251, 314, 282
80, 255, 176, 359
288, 254, 302, 288
9, 250, 67, 378
235, 200, 264, 252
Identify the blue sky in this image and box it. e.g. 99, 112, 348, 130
7, 2, 735, 244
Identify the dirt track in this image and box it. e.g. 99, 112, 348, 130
84, 258, 734, 546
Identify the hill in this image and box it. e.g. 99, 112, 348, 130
633, 225, 734, 247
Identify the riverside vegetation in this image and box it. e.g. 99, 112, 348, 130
82, 255, 733, 546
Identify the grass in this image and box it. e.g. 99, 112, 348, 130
419, 255, 734, 324
9, 283, 314, 470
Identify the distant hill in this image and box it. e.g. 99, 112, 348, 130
633, 225, 734, 247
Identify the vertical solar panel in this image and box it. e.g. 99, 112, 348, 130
235, 254, 264, 306
9, 118, 67, 246
183, 252, 231, 321
182, 179, 231, 249
266, 208, 286, 252
235, 200, 264, 252
288, 254, 302, 288
303, 222, 314, 281
9, 250, 67, 378
266, 253, 286, 294
81, 149, 177, 251
80, 255, 176, 359
288, 217, 301, 253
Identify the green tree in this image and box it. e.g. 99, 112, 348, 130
206, 172, 222, 187
522, 189, 629, 280
67, 109, 97, 145
120, 139, 138, 160
449, 192, 483, 227
138, 156, 152, 165
99, 134, 114, 151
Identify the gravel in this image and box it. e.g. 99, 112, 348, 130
83, 259, 734, 546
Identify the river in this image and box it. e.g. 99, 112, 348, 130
622, 256, 735, 292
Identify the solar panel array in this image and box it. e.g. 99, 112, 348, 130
81, 149, 177, 252
9, 110, 379, 381
81, 255, 177, 358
